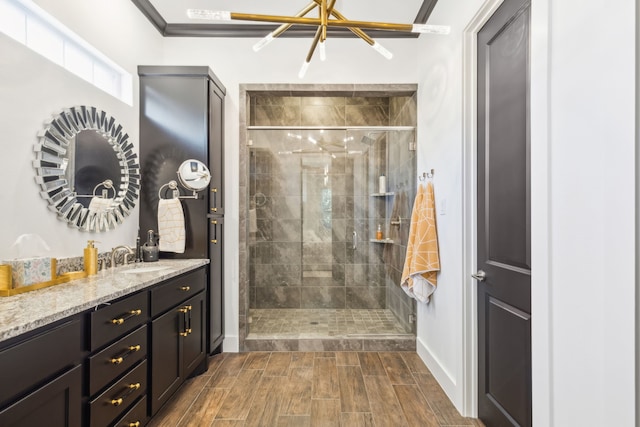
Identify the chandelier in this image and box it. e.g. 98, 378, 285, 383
187, 1, 449, 78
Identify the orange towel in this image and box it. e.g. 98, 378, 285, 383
401, 182, 440, 302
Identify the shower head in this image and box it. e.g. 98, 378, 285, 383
360, 132, 386, 146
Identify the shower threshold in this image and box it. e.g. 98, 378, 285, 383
244, 309, 416, 352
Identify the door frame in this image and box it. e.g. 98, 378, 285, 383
461, 0, 552, 421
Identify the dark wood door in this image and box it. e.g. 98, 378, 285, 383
182, 292, 206, 375
476, 0, 531, 426
0, 365, 82, 427
150, 308, 182, 415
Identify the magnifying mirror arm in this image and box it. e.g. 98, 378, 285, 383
158, 180, 202, 200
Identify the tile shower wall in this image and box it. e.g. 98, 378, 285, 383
248, 96, 393, 311
385, 95, 418, 332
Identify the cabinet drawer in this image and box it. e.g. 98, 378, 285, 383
0, 318, 81, 407
90, 360, 147, 427
91, 291, 148, 351
112, 395, 149, 427
89, 325, 148, 396
151, 268, 205, 317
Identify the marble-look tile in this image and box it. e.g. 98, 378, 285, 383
271, 219, 302, 242
363, 338, 416, 352
302, 243, 333, 265
253, 106, 301, 126
301, 96, 346, 106
270, 197, 302, 219
298, 339, 364, 351
253, 264, 302, 287
243, 339, 300, 351
256, 287, 301, 309
301, 287, 346, 309
271, 243, 302, 264
301, 106, 345, 127
346, 287, 386, 309
346, 97, 389, 106
254, 96, 301, 106
346, 106, 389, 127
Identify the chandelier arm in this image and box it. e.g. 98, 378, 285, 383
312, 2, 375, 46
320, 0, 327, 41
272, 2, 318, 39
228, 12, 414, 33
306, 26, 323, 63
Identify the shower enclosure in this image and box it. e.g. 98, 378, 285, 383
247, 126, 417, 339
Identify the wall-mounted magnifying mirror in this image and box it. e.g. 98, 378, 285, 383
177, 159, 210, 192
33, 106, 140, 232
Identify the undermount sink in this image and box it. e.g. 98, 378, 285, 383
120, 266, 173, 274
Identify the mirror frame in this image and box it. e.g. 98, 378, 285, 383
33, 106, 140, 232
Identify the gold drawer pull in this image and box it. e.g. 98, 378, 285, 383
178, 307, 188, 314
180, 331, 189, 337
211, 239, 218, 244
110, 357, 124, 365
211, 220, 218, 225
111, 309, 142, 325
129, 422, 141, 427
110, 344, 142, 365
210, 207, 218, 212
180, 286, 190, 291
111, 383, 141, 406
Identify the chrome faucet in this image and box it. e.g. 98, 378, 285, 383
110, 245, 135, 269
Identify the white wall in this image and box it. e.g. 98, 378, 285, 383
413, 0, 486, 411
544, 1, 636, 425
415, 0, 637, 425
160, 36, 422, 351
0, 0, 163, 259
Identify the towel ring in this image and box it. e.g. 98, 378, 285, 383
158, 180, 200, 200
92, 180, 116, 198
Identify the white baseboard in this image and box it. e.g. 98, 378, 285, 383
222, 335, 239, 352
416, 336, 462, 413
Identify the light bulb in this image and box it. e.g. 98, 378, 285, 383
298, 61, 310, 79
186, 9, 231, 21
371, 42, 393, 60
319, 41, 327, 61
253, 33, 275, 52
411, 24, 451, 34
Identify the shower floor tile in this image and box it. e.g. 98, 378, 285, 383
248, 308, 412, 339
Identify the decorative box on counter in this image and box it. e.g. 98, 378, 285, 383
1, 257, 53, 288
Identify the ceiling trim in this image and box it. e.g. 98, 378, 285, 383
131, 0, 438, 38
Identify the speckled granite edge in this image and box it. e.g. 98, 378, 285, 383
0, 259, 209, 343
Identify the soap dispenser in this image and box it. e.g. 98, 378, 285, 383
141, 230, 159, 262
84, 240, 98, 275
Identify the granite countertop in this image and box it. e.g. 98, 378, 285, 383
0, 259, 209, 344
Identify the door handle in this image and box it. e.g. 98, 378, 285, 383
352, 231, 357, 250
471, 270, 486, 281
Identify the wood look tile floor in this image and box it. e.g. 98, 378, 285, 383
149, 352, 485, 427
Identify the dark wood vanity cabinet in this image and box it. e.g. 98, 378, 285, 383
150, 269, 207, 415
0, 265, 208, 426
87, 291, 150, 427
0, 318, 83, 427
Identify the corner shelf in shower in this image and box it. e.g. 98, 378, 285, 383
370, 238, 395, 244
370, 192, 395, 197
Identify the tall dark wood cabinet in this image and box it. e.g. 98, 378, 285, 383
138, 66, 226, 355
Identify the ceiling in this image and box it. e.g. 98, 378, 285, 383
131, 0, 439, 38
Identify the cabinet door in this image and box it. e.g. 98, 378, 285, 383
208, 218, 224, 353
208, 81, 224, 215
150, 308, 182, 415
0, 365, 81, 427
182, 292, 206, 376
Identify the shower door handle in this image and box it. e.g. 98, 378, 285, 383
352, 231, 357, 250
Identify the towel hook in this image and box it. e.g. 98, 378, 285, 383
419, 169, 435, 181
